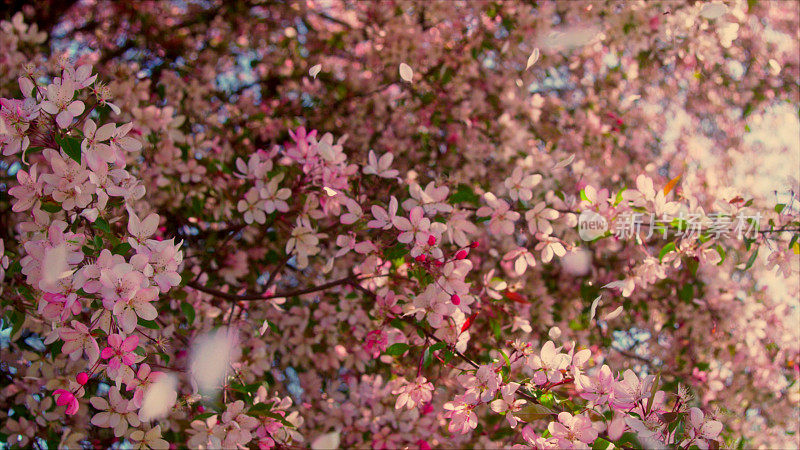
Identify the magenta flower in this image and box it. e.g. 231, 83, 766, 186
101, 333, 140, 371
53, 389, 79, 415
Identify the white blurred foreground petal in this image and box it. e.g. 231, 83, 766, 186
189, 328, 239, 395
311, 431, 341, 450
139, 373, 178, 421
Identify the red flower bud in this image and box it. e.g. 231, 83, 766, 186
427, 235, 437, 246
455, 249, 468, 259
433, 260, 443, 267
415, 254, 426, 262
76, 372, 89, 385
451, 294, 461, 305
470, 241, 479, 248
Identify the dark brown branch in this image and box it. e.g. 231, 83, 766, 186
187, 275, 358, 302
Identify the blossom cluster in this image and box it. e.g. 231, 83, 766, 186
1, 3, 798, 449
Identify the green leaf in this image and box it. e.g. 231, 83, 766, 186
430, 341, 446, 352
658, 242, 676, 262
568, 317, 586, 331
112, 242, 132, 255
775, 204, 786, 213
384, 243, 408, 260
9, 311, 24, 339
614, 188, 627, 206
580, 188, 590, 202
715, 244, 726, 265
93, 235, 103, 249
41, 202, 62, 213
138, 318, 159, 330
56, 135, 83, 164
48, 340, 64, 357
516, 403, 556, 422
744, 248, 759, 270
194, 412, 216, 421
678, 284, 694, 303
489, 319, 501, 340
646, 372, 661, 415
248, 402, 273, 414
95, 217, 111, 233
449, 184, 480, 206
442, 350, 454, 364
181, 302, 196, 324
659, 412, 681, 423
385, 343, 410, 356
789, 234, 799, 252
422, 346, 433, 369
230, 381, 261, 394
500, 349, 511, 367
592, 438, 613, 450
158, 351, 170, 364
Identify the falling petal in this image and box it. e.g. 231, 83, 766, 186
602, 305, 624, 321
259, 320, 270, 336
399, 63, 414, 82
525, 48, 540, 70
589, 295, 602, 322
553, 154, 575, 169
309, 64, 322, 79
663, 173, 682, 196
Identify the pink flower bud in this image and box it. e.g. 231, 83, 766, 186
451, 294, 460, 305
427, 235, 436, 246
470, 241, 479, 248
76, 372, 89, 385
455, 249, 468, 259
415, 254, 426, 262
433, 260, 443, 267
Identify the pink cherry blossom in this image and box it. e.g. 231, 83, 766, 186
393, 206, 430, 245
476, 193, 519, 235
681, 407, 723, 450
547, 412, 598, 448
39, 78, 85, 128
101, 333, 140, 372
